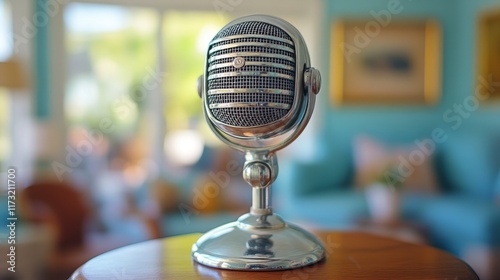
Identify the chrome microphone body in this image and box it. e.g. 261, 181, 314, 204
193, 15, 324, 271
199, 16, 320, 153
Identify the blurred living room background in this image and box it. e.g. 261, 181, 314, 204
0, 0, 499, 279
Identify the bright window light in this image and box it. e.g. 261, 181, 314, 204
164, 130, 204, 166
64, 3, 130, 34
0, 0, 12, 61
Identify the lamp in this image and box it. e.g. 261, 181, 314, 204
0, 58, 27, 89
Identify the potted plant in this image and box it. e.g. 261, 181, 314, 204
365, 166, 404, 224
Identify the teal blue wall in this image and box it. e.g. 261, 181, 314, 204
318, 0, 500, 186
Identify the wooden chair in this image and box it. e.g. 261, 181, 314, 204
22, 179, 161, 279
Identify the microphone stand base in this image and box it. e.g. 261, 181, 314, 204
192, 213, 325, 271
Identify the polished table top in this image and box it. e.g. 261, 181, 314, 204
71, 231, 478, 280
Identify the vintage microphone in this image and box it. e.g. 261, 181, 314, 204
193, 15, 324, 270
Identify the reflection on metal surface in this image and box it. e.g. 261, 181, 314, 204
245, 235, 274, 258
192, 213, 324, 270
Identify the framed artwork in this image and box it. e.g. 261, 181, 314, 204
330, 20, 441, 105
477, 10, 500, 100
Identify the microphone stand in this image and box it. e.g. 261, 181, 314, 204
192, 151, 325, 270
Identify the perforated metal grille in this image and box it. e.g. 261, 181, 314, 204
210, 45, 293, 57
207, 21, 296, 127
213, 21, 292, 41
208, 93, 293, 105
211, 56, 295, 67
211, 37, 293, 49
209, 65, 294, 77
208, 76, 294, 91
211, 108, 290, 128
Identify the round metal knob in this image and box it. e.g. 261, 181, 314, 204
304, 67, 321, 95
243, 162, 272, 188
197, 75, 204, 98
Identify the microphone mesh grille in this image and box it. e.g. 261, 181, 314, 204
208, 93, 294, 106
213, 21, 293, 41
207, 21, 296, 128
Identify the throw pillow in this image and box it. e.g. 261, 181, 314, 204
354, 135, 439, 194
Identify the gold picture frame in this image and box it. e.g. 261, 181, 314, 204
330, 20, 441, 105
477, 10, 500, 100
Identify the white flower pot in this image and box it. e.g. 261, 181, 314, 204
365, 183, 400, 223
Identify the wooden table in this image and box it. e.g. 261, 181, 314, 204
71, 231, 478, 280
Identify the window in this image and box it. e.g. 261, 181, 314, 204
64, 3, 159, 189
65, 3, 158, 134
162, 11, 230, 166
64, 4, 230, 183
0, 0, 12, 61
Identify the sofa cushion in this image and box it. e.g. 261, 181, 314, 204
417, 195, 500, 255
439, 133, 497, 198
278, 159, 348, 196
354, 136, 439, 194
278, 190, 369, 229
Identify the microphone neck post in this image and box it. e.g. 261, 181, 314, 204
243, 151, 278, 216
251, 187, 271, 216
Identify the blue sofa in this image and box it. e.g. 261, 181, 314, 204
274, 131, 500, 258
